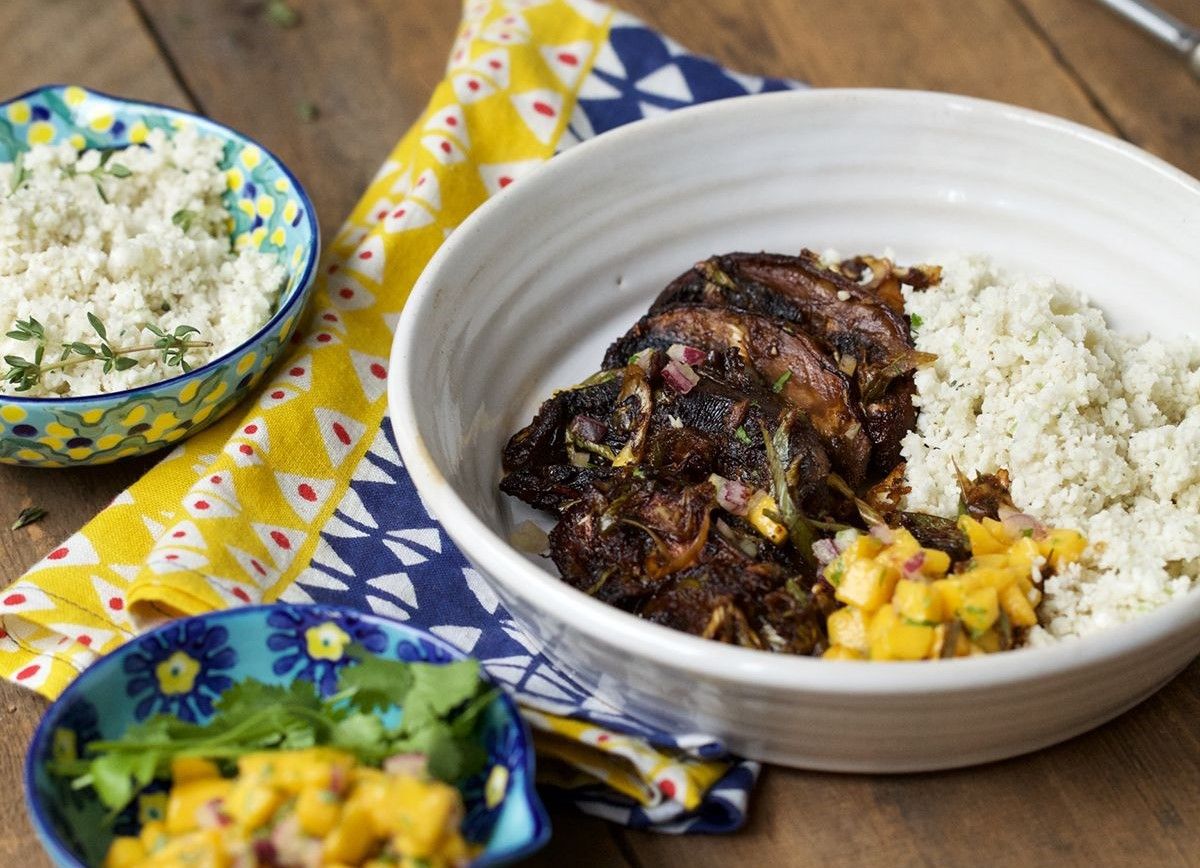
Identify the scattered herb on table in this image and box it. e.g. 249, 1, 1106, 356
297, 100, 320, 122
11, 506, 47, 531
771, 370, 792, 393
265, 0, 301, 28
48, 648, 495, 818
3, 314, 212, 392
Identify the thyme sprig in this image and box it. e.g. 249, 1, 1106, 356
3, 314, 212, 392
63, 149, 133, 204
11, 506, 47, 531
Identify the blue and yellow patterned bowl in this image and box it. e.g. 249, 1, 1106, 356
24, 604, 551, 867
0, 85, 319, 467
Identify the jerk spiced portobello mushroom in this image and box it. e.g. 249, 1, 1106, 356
501, 249, 1089, 659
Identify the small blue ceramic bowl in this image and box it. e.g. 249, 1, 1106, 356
24, 604, 550, 867
0, 85, 319, 467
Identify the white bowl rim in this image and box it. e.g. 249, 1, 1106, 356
389, 87, 1200, 697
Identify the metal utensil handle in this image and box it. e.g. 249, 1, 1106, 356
1093, 0, 1200, 79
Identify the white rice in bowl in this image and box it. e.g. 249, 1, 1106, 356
0, 126, 285, 397
901, 255, 1200, 643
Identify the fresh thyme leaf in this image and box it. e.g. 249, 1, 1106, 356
86, 313, 106, 340
9, 151, 29, 195
910, 313, 924, 330
171, 209, 198, 232
11, 506, 47, 530
734, 426, 751, 445
94, 180, 108, 204
771, 370, 792, 393
106, 163, 132, 179
265, 0, 300, 28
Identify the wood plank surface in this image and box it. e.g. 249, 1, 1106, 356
1, 0, 1199, 864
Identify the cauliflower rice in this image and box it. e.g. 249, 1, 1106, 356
902, 255, 1200, 642
0, 127, 285, 397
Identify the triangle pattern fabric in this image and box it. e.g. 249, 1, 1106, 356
511, 89, 564, 143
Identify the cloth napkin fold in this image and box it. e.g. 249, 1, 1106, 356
1, 0, 798, 832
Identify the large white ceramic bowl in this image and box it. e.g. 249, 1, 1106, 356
389, 89, 1200, 771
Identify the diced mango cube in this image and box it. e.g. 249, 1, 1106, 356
1006, 536, 1040, 577
958, 515, 1005, 555
999, 582, 1038, 627
171, 757, 220, 784
919, 548, 951, 577
982, 517, 1012, 544
1039, 528, 1087, 570
883, 621, 936, 660
932, 578, 964, 620
892, 579, 941, 624
103, 836, 145, 868
841, 534, 884, 564
747, 493, 788, 545
225, 778, 283, 831
322, 795, 375, 864
139, 820, 168, 854
296, 785, 342, 837
822, 644, 865, 660
972, 627, 1002, 653
835, 559, 900, 612
826, 606, 870, 652
957, 586, 1000, 638
958, 566, 1016, 591
165, 778, 234, 834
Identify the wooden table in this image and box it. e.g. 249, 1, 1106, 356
2, 0, 1198, 864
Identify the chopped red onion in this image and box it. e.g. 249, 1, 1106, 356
869, 524, 895, 544
629, 349, 653, 371
834, 528, 859, 552
568, 414, 608, 443
662, 360, 699, 393
667, 343, 706, 366
812, 538, 840, 566
902, 551, 926, 574
998, 504, 1043, 537
709, 473, 753, 515
383, 753, 428, 777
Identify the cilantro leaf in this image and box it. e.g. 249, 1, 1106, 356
338, 651, 415, 714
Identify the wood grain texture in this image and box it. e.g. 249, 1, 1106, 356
1015, 0, 1200, 177
134, 0, 463, 242
2, 0, 1199, 864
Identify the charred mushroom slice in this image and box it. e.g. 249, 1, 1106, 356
603, 304, 871, 484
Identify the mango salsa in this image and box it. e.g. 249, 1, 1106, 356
821, 517, 1086, 661
103, 747, 476, 868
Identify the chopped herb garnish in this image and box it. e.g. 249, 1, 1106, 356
2, 315, 211, 392
171, 209, 198, 232
265, 0, 300, 27
48, 646, 494, 818
9, 151, 29, 195
910, 313, 923, 330
771, 370, 792, 393
297, 100, 319, 122
734, 426, 751, 445
11, 506, 47, 530
105, 163, 132, 179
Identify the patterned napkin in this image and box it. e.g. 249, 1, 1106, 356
0, 0, 799, 832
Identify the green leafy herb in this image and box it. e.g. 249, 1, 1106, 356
49, 646, 495, 819
106, 163, 132, 179
171, 209, 198, 232
9, 151, 29, 195
771, 370, 792, 393
734, 426, 751, 445
265, 0, 300, 27
297, 100, 319, 122
3, 316, 211, 391
910, 313, 923, 330
11, 506, 47, 530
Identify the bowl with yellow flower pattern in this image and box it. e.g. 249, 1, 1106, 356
0, 85, 319, 467
24, 604, 549, 867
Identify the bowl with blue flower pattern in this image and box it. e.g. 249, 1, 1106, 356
0, 85, 319, 467
24, 604, 550, 867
